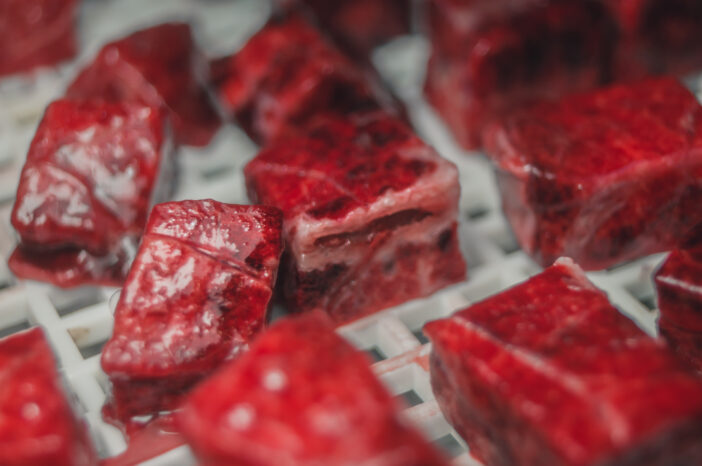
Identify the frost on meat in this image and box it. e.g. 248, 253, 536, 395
425, 258, 702, 466
483, 77, 702, 270
179, 312, 450, 466
101, 200, 283, 427
67, 23, 221, 147
245, 112, 466, 323
9, 99, 173, 288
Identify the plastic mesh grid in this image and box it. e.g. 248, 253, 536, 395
0, 0, 697, 464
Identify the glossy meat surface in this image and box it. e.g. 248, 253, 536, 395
424, 0, 615, 149
245, 112, 466, 322
655, 249, 702, 373
0, 328, 96, 465
9, 98, 173, 287
483, 77, 702, 270
67, 23, 221, 147
101, 200, 283, 426
179, 312, 449, 466
425, 258, 702, 466
0, 0, 78, 77
210, 16, 390, 145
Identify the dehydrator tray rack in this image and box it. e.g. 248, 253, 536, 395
1, 0, 700, 464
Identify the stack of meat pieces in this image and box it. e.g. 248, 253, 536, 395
0, 328, 96, 465
67, 23, 221, 147
178, 312, 450, 466
0, 0, 78, 77
655, 249, 702, 373
483, 77, 702, 270
9, 99, 174, 287
426, 258, 702, 466
210, 15, 397, 145
424, 0, 702, 149
101, 200, 283, 427
245, 111, 466, 323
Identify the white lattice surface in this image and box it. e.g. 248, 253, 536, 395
0, 0, 692, 464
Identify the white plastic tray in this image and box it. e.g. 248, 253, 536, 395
0, 0, 695, 464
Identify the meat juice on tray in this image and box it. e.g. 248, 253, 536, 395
426, 258, 702, 466
101, 200, 283, 429
245, 111, 466, 324
9, 99, 175, 288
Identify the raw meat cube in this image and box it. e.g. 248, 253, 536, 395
655, 249, 702, 373
101, 200, 283, 426
9, 98, 174, 288
178, 312, 450, 466
274, 0, 411, 57
424, 0, 615, 149
210, 15, 395, 145
606, 0, 702, 77
425, 258, 702, 466
67, 23, 221, 147
0, 0, 78, 77
483, 77, 702, 270
245, 111, 466, 323
0, 328, 97, 465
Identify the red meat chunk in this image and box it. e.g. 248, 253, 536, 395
606, 0, 702, 77
101, 200, 283, 426
0, 0, 78, 77
655, 249, 702, 373
67, 23, 221, 147
425, 258, 702, 466
274, 0, 411, 57
483, 77, 702, 270
245, 112, 466, 323
424, 0, 615, 149
0, 328, 97, 465
9, 98, 174, 288
210, 16, 395, 145
178, 312, 449, 466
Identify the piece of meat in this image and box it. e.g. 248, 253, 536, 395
101, 200, 283, 428
245, 111, 466, 323
273, 0, 411, 57
0, 328, 97, 465
654, 249, 702, 373
67, 23, 221, 147
425, 258, 702, 466
210, 15, 396, 145
483, 77, 702, 270
0, 0, 78, 77
9, 98, 174, 288
178, 312, 450, 466
605, 0, 702, 77
424, 0, 615, 149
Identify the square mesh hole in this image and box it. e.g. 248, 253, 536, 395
79, 339, 108, 360
0, 320, 30, 339
50, 288, 104, 317
396, 389, 423, 408
366, 346, 387, 362
412, 329, 429, 345
434, 434, 465, 458
466, 206, 490, 221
